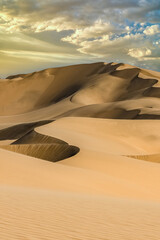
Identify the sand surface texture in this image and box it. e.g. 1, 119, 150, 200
0, 62, 160, 239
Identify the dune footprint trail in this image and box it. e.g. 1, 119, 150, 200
0, 62, 160, 240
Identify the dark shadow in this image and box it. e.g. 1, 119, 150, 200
0, 120, 52, 140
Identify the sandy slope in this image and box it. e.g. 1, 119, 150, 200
1, 186, 160, 240
0, 62, 160, 239
1, 118, 160, 239
36, 117, 160, 199
0, 62, 160, 122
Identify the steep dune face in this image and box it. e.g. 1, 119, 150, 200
0, 130, 79, 162
12, 130, 67, 145
70, 66, 160, 118
0, 62, 160, 119
1, 143, 79, 162
0, 62, 104, 115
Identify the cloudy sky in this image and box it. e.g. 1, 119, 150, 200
0, 0, 160, 77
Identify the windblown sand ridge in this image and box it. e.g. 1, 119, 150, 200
1, 143, 79, 162
0, 129, 79, 162
12, 130, 66, 145
127, 153, 160, 163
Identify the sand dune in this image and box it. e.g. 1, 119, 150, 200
0, 62, 160, 120
0, 62, 104, 115
1, 143, 79, 163
1, 62, 160, 240
12, 130, 67, 145
0, 129, 79, 162
0, 120, 52, 140
127, 153, 160, 163
37, 117, 160, 155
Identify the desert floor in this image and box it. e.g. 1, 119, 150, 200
0, 62, 160, 239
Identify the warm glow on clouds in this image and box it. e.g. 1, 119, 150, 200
128, 48, 152, 59
143, 25, 160, 35
62, 20, 114, 45
0, 0, 160, 77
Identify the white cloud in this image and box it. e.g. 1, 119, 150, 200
62, 19, 114, 45
128, 48, 152, 59
31, 17, 79, 33
65, 33, 145, 57
143, 25, 160, 35
0, 13, 83, 34
125, 26, 133, 32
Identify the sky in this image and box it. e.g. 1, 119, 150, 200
0, 0, 160, 77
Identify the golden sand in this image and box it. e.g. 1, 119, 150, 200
0, 62, 160, 239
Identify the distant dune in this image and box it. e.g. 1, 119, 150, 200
0, 62, 160, 240
0, 62, 160, 119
